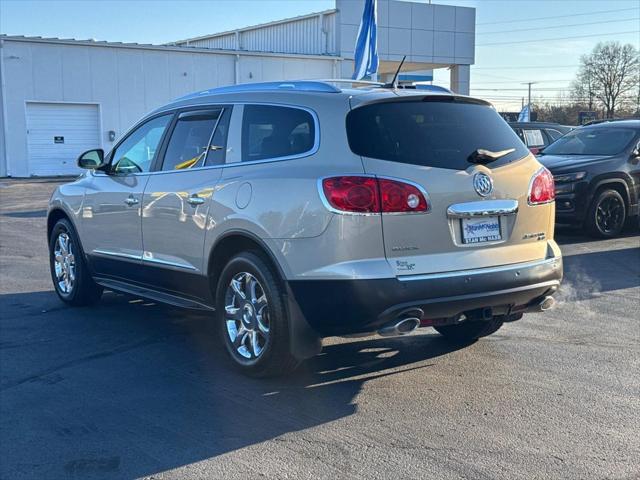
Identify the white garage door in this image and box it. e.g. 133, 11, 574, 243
26, 103, 100, 176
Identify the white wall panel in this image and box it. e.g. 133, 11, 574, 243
167, 54, 195, 100
411, 3, 435, 30
3, 42, 33, 177
61, 46, 91, 101
388, 0, 411, 28
142, 51, 171, 111
31, 44, 63, 100
116, 51, 146, 130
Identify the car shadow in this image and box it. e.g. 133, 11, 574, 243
0, 290, 466, 479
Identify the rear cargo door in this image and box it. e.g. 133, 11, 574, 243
347, 97, 554, 276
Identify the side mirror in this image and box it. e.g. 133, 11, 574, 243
77, 149, 105, 170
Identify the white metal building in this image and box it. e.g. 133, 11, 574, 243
0, 0, 475, 177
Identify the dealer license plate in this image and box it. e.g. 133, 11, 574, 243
460, 217, 502, 244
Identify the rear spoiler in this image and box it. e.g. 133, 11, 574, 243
351, 94, 493, 110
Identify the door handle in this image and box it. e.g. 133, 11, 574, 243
187, 194, 205, 206
124, 196, 139, 206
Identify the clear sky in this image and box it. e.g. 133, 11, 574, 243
1, 0, 639, 110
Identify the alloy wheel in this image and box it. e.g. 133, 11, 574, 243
224, 272, 270, 360
596, 196, 624, 234
53, 232, 76, 294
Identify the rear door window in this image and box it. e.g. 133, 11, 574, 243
346, 99, 529, 170
241, 105, 315, 162
161, 109, 223, 171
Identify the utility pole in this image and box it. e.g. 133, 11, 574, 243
522, 82, 538, 107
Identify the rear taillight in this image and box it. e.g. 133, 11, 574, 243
528, 167, 555, 205
321, 176, 429, 214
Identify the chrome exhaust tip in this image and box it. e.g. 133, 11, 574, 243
378, 317, 421, 337
539, 295, 556, 312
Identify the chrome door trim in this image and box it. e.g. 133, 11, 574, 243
447, 199, 519, 218
397, 257, 559, 282
142, 254, 198, 271
92, 249, 141, 261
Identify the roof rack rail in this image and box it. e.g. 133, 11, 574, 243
176, 81, 341, 100
209, 81, 341, 94
319, 78, 384, 86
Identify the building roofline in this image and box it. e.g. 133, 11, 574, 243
169, 9, 337, 46
0, 34, 342, 60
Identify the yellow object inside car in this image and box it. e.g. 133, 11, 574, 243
174, 153, 204, 170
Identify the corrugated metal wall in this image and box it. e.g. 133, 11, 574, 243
189, 33, 237, 50
184, 12, 337, 55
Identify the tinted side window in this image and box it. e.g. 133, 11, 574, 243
546, 129, 563, 142
205, 108, 232, 166
161, 110, 221, 171
347, 100, 529, 170
111, 115, 172, 174
241, 105, 315, 162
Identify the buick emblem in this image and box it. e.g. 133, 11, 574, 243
473, 173, 493, 197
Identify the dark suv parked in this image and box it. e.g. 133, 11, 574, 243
538, 120, 640, 237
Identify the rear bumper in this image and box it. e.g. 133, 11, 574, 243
288, 255, 563, 337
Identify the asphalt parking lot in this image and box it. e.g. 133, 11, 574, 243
1, 179, 639, 480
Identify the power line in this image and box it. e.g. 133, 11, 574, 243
470, 79, 573, 84
477, 30, 640, 47
478, 17, 639, 36
476, 7, 639, 25
472, 87, 574, 91
472, 65, 580, 70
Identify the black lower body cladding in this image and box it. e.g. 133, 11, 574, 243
288, 255, 563, 337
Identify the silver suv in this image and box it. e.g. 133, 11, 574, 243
48, 81, 563, 376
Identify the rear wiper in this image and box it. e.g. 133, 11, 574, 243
468, 148, 516, 164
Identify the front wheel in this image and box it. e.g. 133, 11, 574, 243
216, 252, 298, 377
49, 219, 103, 306
585, 189, 626, 238
434, 317, 503, 343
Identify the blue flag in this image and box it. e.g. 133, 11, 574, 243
352, 0, 379, 80
518, 104, 530, 122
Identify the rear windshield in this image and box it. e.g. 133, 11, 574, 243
346, 99, 529, 170
542, 127, 638, 156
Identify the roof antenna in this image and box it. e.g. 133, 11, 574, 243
384, 55, 407, 89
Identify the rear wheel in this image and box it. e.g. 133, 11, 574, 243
49, 219, 103, 306
216, 252, 298, 377
585, 189, 626, 238
434, 316, 503, 343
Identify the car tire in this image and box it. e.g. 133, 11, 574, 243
585, 189, 626, 238
216, 251, 298, 377
49, 218, 103, 306
434, 317, 503, 343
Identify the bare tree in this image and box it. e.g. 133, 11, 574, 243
571, 63, 596, 110
575, 42, 639, 118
